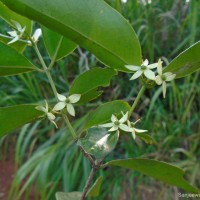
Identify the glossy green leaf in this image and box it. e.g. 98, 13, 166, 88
69, 68, 117, 104
76, 88, 102, 105
1, 0, 141, 71
0, 2, 32, 52
42, 26, 77, 61
0, 42, 35, 76
137, 133, 156, 145
0, 104, 42, 137
55, 192, 82, 200
84, 100, 131, 129
104, 158, 199, 193
164, 41, 200, 78
78, 127, 119, 160
87, 176, 103, 197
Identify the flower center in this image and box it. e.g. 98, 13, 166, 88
66, 98, 70, 103
161, 74, 166, 81
141, 65, 146, 70
114, 121, 120, 126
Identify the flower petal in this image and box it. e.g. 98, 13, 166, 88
165, 74, 176, 82
32, 28, 42, 42
68, 94, 81, 103
133, 118, 141, 125
143, 59, 149, 66
162, 81, 167, 98
53, 102, 66, 111
144, 69, 155, 80
99, 123, 114, 128
119, 112, 128, 123
125, 65, 141, 71
20, 26, 26, 34
50, 120, 58, 128
7, 31, 17, 37
127, 120, 131, 127
130, 70, 143, 80
164, 72, 172, 77
35, 106, 47, 113
157, 59, 163, 75
132, 131, 136, 140
47, 112, 56, 120
155, 75, 162, 85
67, 103, 75, 117
57, 93, 66, 101
111, 114, 117, 122
119, 124, 131, 132
134, 128, 147, 133
11, 20, 22, 31
108, 125, 118, 132
147, 63, 157, 69
7, 36, 19, 44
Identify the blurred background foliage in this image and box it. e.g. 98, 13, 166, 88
0, 0, 199, 199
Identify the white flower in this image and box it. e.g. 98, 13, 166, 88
35, 100, 57, 128
53, 93, 81, 117
31, 28, 42, 43
7, 20, 26, 44
155, 59, 176, 98
99, 112, 131, 132
125, 59, 157, 80
127, 119, 147, 140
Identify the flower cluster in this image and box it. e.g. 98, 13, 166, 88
53, 93, 81, 117
125, 58, 176, 98
7, 20, 42, 45
99, 112, 147, 140
7, 20, 26, 44
35, 93, 81, 128
35, 100, 57, 128
125, 59, 157, 80
155, 59, 176, 98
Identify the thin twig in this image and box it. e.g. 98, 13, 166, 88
79, 146, 95, 167
80, 167, 96, 200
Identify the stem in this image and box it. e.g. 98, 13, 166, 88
33, 40, 98, 198
33, 43, 77, 139
80, 168, 96, 200
48, 36, 63, 71
62, 114, 77, 140
79, 146, 95, 166
128, 86, 146, 118
33, 44, 58, 96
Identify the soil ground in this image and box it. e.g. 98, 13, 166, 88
0, 160, 14, 200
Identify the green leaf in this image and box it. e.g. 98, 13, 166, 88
42, 26, 77, 61
137, 133, 156, 145
0, 2, 32, 52
0, 104, 42, 137
87, 176, 103, 197
84, 100, 131, 129
104, 158, 199, 193
0, 42, 35, 76
55, 192, 82, 200
1, 0, 141, 71
69, 68, 117, 104
76, 88, 102, 105
78, 127, 119, 160
164, 41, 200, 78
